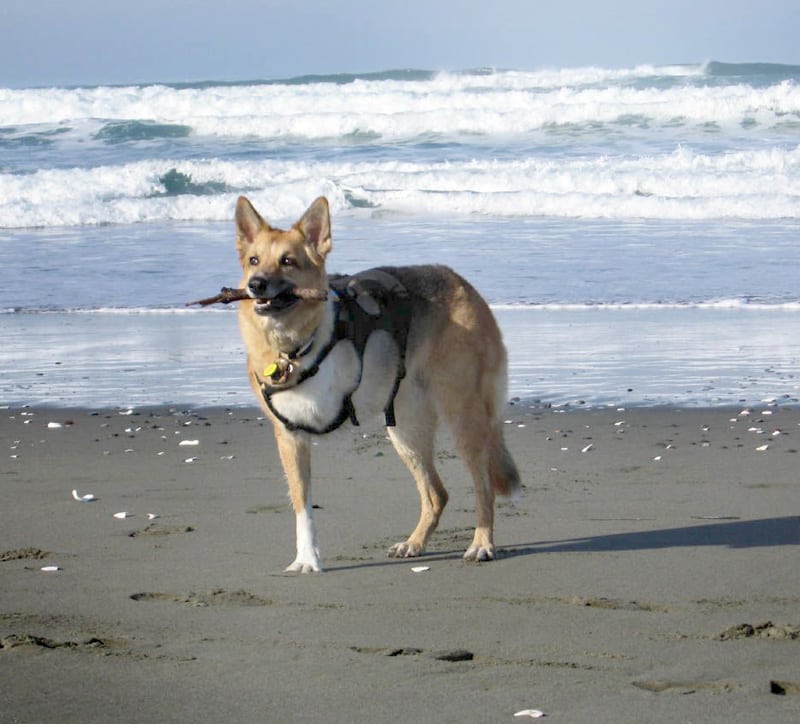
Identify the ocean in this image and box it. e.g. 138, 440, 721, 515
1, 62, 799, 409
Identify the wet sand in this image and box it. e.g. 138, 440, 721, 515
2, 403, 799, 723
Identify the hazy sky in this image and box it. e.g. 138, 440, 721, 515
1, 0, 798, 87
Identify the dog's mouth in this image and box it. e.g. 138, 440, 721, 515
247, 277, 301, 316
253, 290, 300, 315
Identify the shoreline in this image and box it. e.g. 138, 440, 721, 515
2, 402, 799, 722
3, 306, 800, 410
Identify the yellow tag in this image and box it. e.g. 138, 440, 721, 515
264, 362, 278, 378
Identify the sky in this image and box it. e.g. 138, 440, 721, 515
1, 0, 798, 87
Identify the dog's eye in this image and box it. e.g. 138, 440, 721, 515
248, 256, 259, 266
279, 254, 297, 268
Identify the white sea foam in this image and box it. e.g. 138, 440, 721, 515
492, 300, 800, 312
1, 66, 795, 137
2, 64, 798, 228
1, 146, 798, 227
5, 299, 799, 318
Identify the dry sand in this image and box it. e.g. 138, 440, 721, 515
1, 402, 799, 723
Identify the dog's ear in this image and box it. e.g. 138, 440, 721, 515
295, 197, 332, 260
235, 196, 269, 248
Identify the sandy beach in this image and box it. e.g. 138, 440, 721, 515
1, 402, 799, 723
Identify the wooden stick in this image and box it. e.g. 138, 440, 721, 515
187, 286, 328, 307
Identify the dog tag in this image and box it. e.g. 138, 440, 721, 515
264, 359, 292, 384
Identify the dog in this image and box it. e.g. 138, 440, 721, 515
235, 195, 520, 572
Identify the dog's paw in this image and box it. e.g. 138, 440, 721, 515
463, 544, 496, 562
285, 556, 323, 573
387, 540, 425, 558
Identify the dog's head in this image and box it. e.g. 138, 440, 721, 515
235, 196, 331, 324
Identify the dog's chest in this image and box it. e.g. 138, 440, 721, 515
269, 331, 399, 433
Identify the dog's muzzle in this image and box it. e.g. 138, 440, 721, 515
247, 276, 299, 315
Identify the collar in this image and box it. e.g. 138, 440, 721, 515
288, 333, 316, 361
260, 291, 340, 389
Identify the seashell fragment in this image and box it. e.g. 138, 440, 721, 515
179, 439, 200, 446
40, 565, 61, 572
47, 422, 63, 429
72, 489, 97, 502
755, 444, 769, 451
184, 457, 198, 463
146, 513, 159, 520
581, 444, 593, 453
411, 566, 430, 573
113, 511, 131, 519
514, 710, 546, 718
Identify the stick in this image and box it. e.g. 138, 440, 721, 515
187, 286, 328, 307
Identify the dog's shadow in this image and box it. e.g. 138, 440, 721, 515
326, 515, 800, 572
500, 514, 800, 557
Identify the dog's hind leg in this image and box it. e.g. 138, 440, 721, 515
437, 374, 518, 562
274, 427, 322, 573
449, 410, 498, 561
386, 395, 449, 558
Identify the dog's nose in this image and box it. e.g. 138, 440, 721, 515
247, 276, 269, 298
247, 276, 295, 299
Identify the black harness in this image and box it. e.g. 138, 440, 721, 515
257, 268, 412, 435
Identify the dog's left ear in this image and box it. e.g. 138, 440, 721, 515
295, 197, 332, 260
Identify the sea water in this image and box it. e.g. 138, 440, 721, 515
1, 63, 799, 408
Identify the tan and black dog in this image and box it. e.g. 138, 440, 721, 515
235, 196, 520, 572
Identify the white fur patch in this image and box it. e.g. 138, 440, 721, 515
269, 340, 361, 431
269, 324, 401, 433
286, 507, 321, 573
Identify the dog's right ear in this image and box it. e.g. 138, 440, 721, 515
235, 196, 269, 250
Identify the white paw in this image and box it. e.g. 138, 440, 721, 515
463, 544, 496, 562
285, 555, 323, 573
289, 508, 321, 572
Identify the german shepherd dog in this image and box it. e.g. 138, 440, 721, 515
235, 196, 520, 572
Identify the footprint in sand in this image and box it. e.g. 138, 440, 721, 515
129, 589, 274, 607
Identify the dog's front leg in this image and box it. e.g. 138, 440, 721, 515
274, 426, 322, 573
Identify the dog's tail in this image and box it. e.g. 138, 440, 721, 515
488, 426, 521, 499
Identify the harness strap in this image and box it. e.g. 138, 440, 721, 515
330, 269, 411, 428
259, 268, 412, 435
